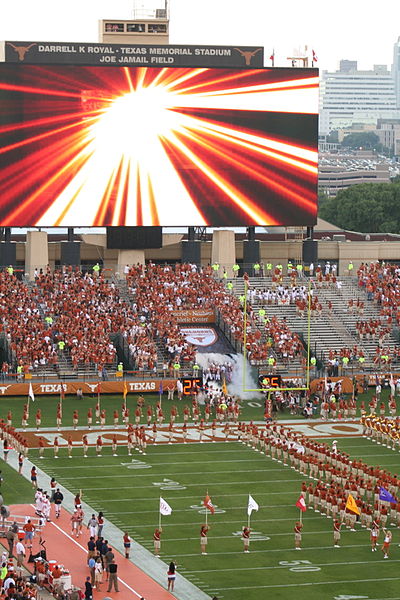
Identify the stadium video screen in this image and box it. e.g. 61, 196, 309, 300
0, 65, 318, 226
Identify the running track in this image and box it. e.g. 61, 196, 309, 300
11, 504, 176, 599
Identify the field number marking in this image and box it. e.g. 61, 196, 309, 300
334, 597, 368, 600
120, 459, 151, 469
190, 503, 226, 514
232, 530, 270, 541
152, 478, 187, 490
279, 560, 321, 572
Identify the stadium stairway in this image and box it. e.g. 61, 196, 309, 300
228, 276, 398, 372
229, 277, 355, 361
114, 278, 175, 373
330, 278, 398, 360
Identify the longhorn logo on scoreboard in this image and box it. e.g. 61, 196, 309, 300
180, 327, 217, 347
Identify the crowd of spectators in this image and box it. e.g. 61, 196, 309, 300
0, 268, 153, 375
35, 270, 119, 370
0, 572, 37, 599
127, 263, 302, 368
358, 262, 400, 324
1, 262, 304, 374
0, 272, 52, 376
355, 319, 391, 343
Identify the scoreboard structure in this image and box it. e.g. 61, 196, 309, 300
258, 375, 282, 390
180, 377, 202, 396
0, 41, 319, 228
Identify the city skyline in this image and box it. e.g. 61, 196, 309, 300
0, 0, 399, 72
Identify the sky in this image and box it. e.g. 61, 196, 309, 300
0, 0, 399, 72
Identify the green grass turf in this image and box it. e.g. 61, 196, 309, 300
24, 436, 400, 600
0, 461, 35, 505
0, 387, 393, 429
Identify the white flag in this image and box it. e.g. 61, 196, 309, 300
28, 382, 35, 403
247, 494, 259, 516
160, 497, 172, 516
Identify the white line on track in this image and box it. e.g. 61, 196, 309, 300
37, 509, 144, 598
213, 577, 400, 591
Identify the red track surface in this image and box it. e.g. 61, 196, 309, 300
11, 504, 176, 599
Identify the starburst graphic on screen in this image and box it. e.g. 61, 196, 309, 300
0, 66, 318, 226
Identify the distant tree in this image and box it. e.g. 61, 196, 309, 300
318, 188, 329, 207
326, 130, 339, 143
341, 131, 381, 151
318, 183, 400, 233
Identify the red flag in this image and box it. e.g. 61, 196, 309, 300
203, 494, 215, 514
60, 386, 65, 400
312, 49, 318, 63
296, 495, 307, 512
96, 382, 101, 395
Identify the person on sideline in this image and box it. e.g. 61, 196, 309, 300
153, 527, 161, 557
123, 532, 132, 558
167, 561, 176, 592
53, 488, 64, 519
94, 556, 103, 591
84, 575, 93, 600
107, 560, 119, 593
30, 466, 37, 489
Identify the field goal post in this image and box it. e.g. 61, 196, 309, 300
242, 278, 312, 393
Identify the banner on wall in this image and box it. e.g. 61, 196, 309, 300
0, 379, 177, 397
172, 309, 215, 323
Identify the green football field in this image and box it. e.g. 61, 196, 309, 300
23, 435, 400, 600
1, 390, 399, 599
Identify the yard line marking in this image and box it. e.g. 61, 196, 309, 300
61, 471, 301, 479
145, 530, 336, 541
37, 457, 271, 469
170, 542, 374, 557
213, 576, 400, 591
186, 559, 400, 573
106, 517, 325, 525
82, 490, 300, 498
84, 489, 300, 499
70, 480, 299, 490
87, 503, 302, 514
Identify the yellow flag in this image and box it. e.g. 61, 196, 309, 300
123, 381, 128, 401
222, 377, 228, 395
345, 493, 360, 515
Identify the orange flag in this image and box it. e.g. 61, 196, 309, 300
345, 493, 360, 515
203, 494, 215, 514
